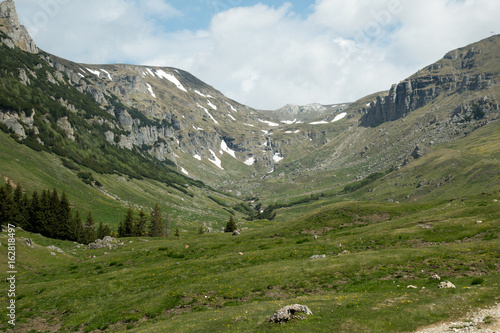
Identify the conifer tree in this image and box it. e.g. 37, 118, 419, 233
117, 220, 125, 238
149, 203, 164, 237
26, 190, 40, 233
12, 183, 27, 228
174, 227, 180, 238
122, 208, 135, 237
83, 212, 96, 244
57, 191, 72, 240
0, 183, 14, 227
134, 210, 147, 237
72, 210, 84, 244
224, 215, 238, 233
97, 221, 105, 239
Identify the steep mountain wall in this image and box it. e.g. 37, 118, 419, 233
360, 36, 500, 127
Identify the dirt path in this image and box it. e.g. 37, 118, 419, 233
415, 303, 500, 332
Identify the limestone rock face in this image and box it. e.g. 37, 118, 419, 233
0, 0, 38, 53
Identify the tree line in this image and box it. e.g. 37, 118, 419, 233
0, 182, 172, 243
0, 182, 111, 244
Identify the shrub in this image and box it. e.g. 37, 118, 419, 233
471, 277, 484, 285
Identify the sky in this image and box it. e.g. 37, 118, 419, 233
12, 0, 500, 110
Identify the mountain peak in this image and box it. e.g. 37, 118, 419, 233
0, 0, 38, 53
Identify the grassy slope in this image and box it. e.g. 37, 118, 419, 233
1, 195, 498, 332
0, 131, 244, 230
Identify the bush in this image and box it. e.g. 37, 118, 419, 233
471, 277, 484, 285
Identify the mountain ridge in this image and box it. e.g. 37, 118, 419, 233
1, 0, 500, 209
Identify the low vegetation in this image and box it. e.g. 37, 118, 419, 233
0, 196, 498, 332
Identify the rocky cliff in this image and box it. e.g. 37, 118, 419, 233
360, 35, 500, 127
0, 0, 37, 53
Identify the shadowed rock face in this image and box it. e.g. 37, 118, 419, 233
0, 0, 38, 53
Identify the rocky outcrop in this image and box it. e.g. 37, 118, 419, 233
0, 0, 38, 53
360, 42, 497, 128
87, 236, 119, 250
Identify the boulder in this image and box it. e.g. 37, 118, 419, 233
87, 237, 118, 250
438, 281, 456, 289
269, 304, 313, 323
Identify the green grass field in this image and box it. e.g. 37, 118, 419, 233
1, 197, 498, 332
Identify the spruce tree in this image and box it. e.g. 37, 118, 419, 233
97, 221, 105, 240
0, 183, 14, 227
12, 183, 27, 228
27, 190, 40, 233
117, 220, 125, 238
149, 203, 164, 237
122, 208, 135, 237
57, 191, 72, 240
72, 210, 85, 244
134, 210, 147, 237
224, 215, 238, 233
83, 212, 96, 244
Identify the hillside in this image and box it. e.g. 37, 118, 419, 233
0, 0, 500, 331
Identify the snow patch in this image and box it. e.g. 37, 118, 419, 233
221, 140, 236, 158
261, 130, 269, 135
146, 68, 155, 77
85, 68, 101, 77
227, 114, 236, 121
100, 69, 112, 80
192, 126, 203, 131
208, 150, 223, 170
197, 103, 219, 124
207, 99, 217, 110
309, 120, 329, 125
78, 73, 85, 78
281, 119, 297, 125
243, 123, 254, 127
273, 153, 284, 163
181, 167, 189, 176
194, 90, 214, 98
258, 119, 279, 127
331, 112, 347, 122
224, 101, 237, 112
244, 157, 255, 166
156, 69, 187, 92
146, 83, 156, 98
193, 154, 202, 161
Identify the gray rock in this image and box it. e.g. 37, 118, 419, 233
88, 236, 119, 250
269, 304, 313, 323
0, 0, 38, 53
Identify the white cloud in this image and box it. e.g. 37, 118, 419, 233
14, 0, 500, 109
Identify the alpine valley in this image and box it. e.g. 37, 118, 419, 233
0, 0, 499, 332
